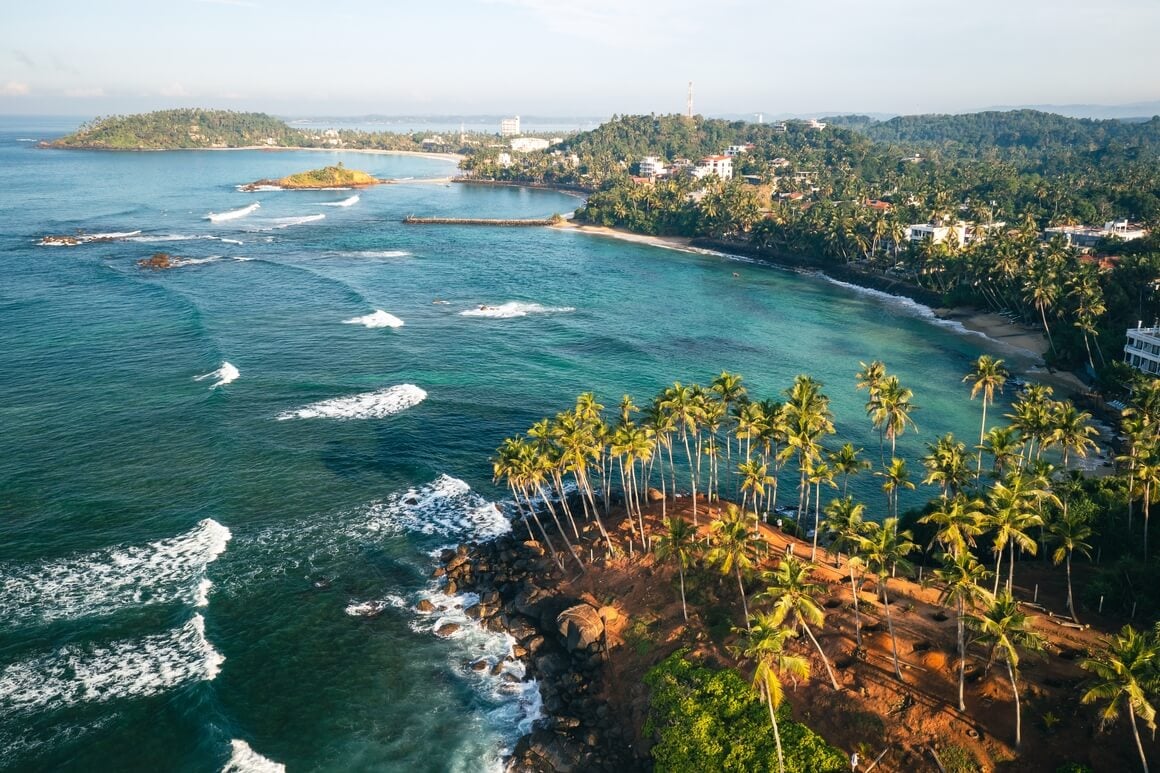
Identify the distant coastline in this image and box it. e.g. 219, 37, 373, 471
45, 143, 464, 162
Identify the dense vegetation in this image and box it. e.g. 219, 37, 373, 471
493, 365, 1160, 769
644, 651, 846, 772
462, 110, 1160, 385
276, 163, 378, 188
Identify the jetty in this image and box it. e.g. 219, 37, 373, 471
402, 215, 557, 226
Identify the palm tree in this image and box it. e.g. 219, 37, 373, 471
922, 433, 971, 500
856, 359, 888, 462
920, 493, 986, 558
859, 517, 917, 680
986, 472, 1049, 594
969, 591, 1045, 748
707, 503, 763, 629
980, 425, 1023, 477
711, 370, 746, 479
933, 551, 993, 711
964, 355, 1009, 479
825, 496, 868, 649
1048, 401, 1098, 470
738, 457, 774, 533
1131, 443, 1160, 562
878, 457, 915, 520
654, 516, 698, 621
662, 382, 704, 524
733, 616, 810, 773
1048, 508, 1094, 623
758, 556, 841, 691
783, 375, 835, 523
828, 443, 870, 495
1081, 625, 1158, 772
876, 375, 918, 457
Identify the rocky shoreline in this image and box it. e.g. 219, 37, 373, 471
433, 524, 643, 772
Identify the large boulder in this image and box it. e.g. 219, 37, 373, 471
556, 604, 604, 653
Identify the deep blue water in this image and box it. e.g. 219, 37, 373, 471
0, 116, 1037, 772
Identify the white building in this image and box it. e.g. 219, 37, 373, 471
1045, 220, 1148, 248
1125, 323, 1160, 376
694, 155, 733, 180
510, 137, 550, 152
497, 152, 512, 168
805, 118, 827, 130
639, 156, 666, 177
907, 223, 969, 245
500, 116, 521, 137
725, 144, 752, 157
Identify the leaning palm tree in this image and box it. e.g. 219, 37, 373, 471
934, 551, 993, 711
1081, 625, 1159, 772
969, 591, 1045, 748
707, 503, 763, 629
654, 516, 698, 621
733, 616, 810, 773
858, 517, 917, 680
986, 472, 1049, 594
964, 355, 1009, 478
876, 374, 918, 458
1047, 507, 1094, 623
758, 556, 842, 691
828, 442, 870, 496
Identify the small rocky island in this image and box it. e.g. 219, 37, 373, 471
239, 163, 382, 191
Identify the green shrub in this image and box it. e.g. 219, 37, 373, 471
644, 650, 847, 772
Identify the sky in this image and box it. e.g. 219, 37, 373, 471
3, 0, 1160, 119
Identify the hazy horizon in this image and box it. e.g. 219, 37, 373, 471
3, 0, 1159, 119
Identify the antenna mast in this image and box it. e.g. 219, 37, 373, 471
686, 81, 694, 118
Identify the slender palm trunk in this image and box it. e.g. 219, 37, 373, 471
537, 487, 586, 573
1008, 540, 1016, 592
1065, 551, 1077, 622
552, 472, 582, 539
1128, 708, 1150, 773
678, 564, 688, 621
513, 487, 558, 561
767, 694, 785, 773
736, 566, 750, 630
1145, 483, 1151, 562
883, 583, 902, 680
811, 483, 822, 562
681, 431, 698, 525
617, 457, 637, 539
956, 601, 966, 711
802, 622, 840, 690
1007, 659, 1022, 748
977, 400, 988, 479
993, 548, 1003, 595
1039, 303, 1057, 354
849, 563, 863, 649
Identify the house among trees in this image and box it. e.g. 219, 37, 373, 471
1124, 322, 1160, 375
1045, 220, 1148, 248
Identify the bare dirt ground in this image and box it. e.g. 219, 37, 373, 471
557, 495, 1156, 772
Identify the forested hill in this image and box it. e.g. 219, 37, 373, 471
851, 110, 1160, 154
50, 109, 307, 149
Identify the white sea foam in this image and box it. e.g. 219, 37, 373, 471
220, 238, 245, 245
363, 474, 511, 540
17, 138, 37, 142
320, 195, 360, 207
343, 310, 404, 328
223, 740, 286, 773
276, 383, 426, 421
207, 202, 260, 222
195, 361, 240, 388
39, 230, 143, 246
235, 184, 282, 192
344, 594, 407, 618
336, 250, 411, 259
0, 615, 223, 717
0, 519, 231, 626
270, 214, 325, 229
460, 302, 575, 319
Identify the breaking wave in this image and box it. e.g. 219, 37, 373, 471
207, 202, 260, 223
223, 740, 286, 773
334, 250, 411, 259
275, 383, 426, 420
460, 302, 575, 319
0, 615, 223, 717
320, 195, 360, 207
39, 231, 142, 246
362, 475, 511, 541
0, 519, 231, 627
343, 310, 404, 328
195, 362, 240, 388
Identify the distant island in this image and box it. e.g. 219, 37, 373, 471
240, 163, 381, 191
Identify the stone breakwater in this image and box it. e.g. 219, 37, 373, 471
433, 528, 642, 772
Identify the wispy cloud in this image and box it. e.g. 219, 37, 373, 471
482, 0, 723, 47
159, 83, 190, 97
194, 0, 260, 7
0, 81, 30, 96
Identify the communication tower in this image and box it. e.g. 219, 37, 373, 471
686, 81, 694, 118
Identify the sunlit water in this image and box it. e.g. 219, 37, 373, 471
0, 116, 1037, 771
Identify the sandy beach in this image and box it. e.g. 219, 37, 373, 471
551, 220, 693, 250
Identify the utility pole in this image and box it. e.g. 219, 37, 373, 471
687, 81, 694, 119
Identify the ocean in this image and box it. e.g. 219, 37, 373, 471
0, 116, 1038, 772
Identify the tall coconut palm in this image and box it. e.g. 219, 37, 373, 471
1130, 441, 1160, 562
986, 472, 1049, 594
807, 461, 836, 561
878, 457, 915, 520
733, 616, 810, 773
783, 375, 835, 523
828, 443, 870, 496
738, 458, 774, 533
922, 433, 971, 500
964, 355, 1009, 479
707, 503, 763, 629
711, 370, 746, 483
825, 496, 869, 648
662, 382, 704, 524
858, 518, 917, 680
920, 493, 987, 558
1048, 508, 1094, 623
980, 425, 1023, 477
934, 551, 993, 711
969, 591, 1045, 748
758, 556, 842, 691
1048, 401, 1098, 470
856, 360, 888, 462
654, 515, 698, 621
1081, 625, 1158, 773
875, 374, 919, 458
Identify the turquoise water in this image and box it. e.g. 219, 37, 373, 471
0, 117, 1035, 772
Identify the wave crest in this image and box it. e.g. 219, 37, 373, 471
195, 362, 240, 388
223, 740, 286, 773
343, 310, 404, 328
460, 302, 575, 319
276, 384, 426, 420
207, 202, 260, 222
